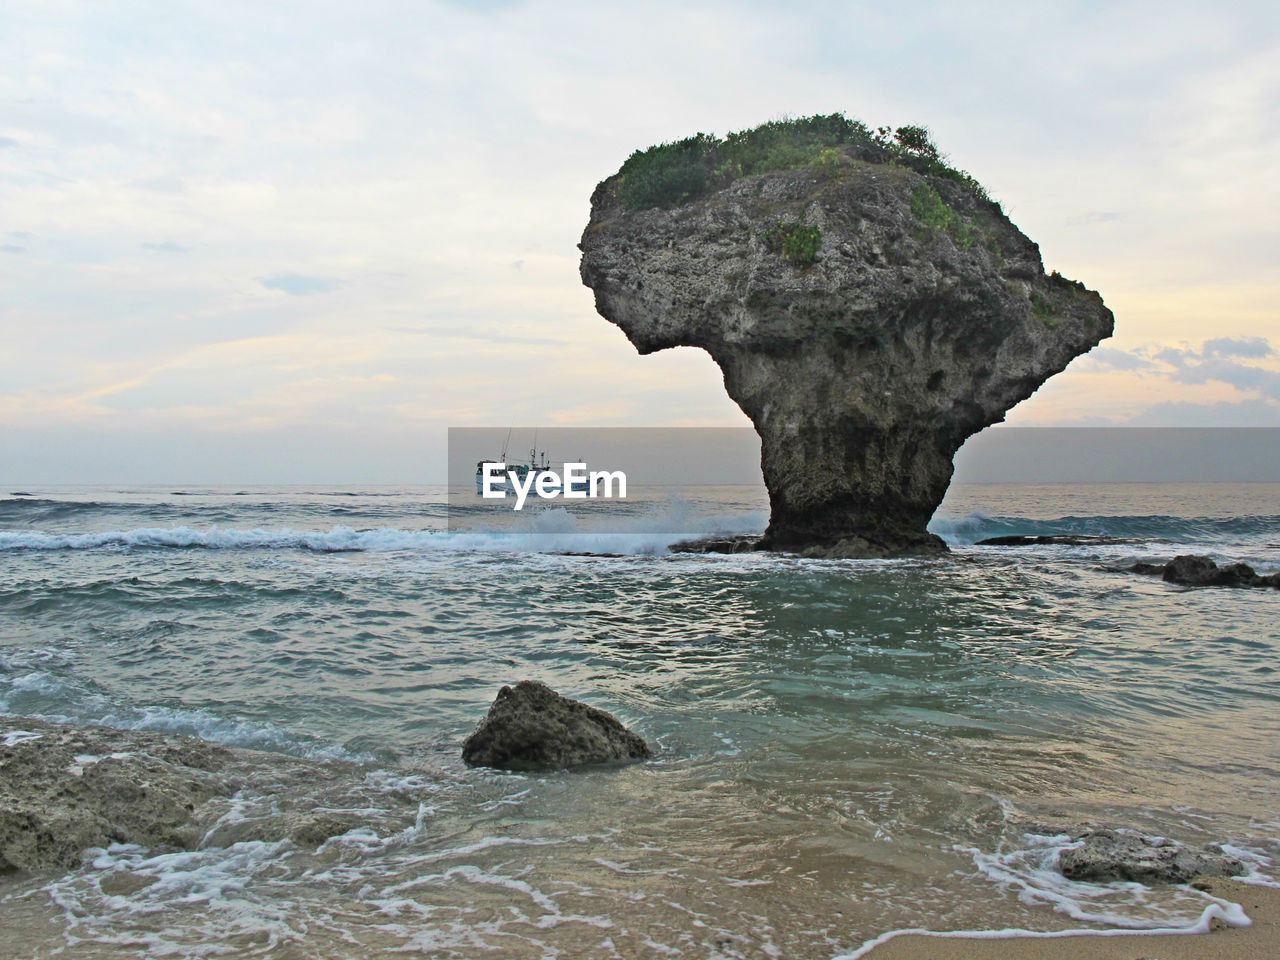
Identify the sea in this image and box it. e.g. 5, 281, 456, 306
1, 481, 1278, 959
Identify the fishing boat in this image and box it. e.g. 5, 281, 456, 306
475, 433, 590, 495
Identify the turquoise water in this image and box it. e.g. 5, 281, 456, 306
1, 483, 1278, 958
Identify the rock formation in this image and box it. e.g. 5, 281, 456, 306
668, 535, 764, 554
462, 680, 651, 771
978, 535, 1137, 546
1156, 555, 1279, 588
1058, 829, 1246, 884
1, 718, 234, 873
580, 117, 1114, 556
0, 717, 363, 875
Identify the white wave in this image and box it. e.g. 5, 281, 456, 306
834, 830, 1258, 959
0, 508, 768, 557
92, 704, 372, 763
1219, 843, 1280, 887
966, 833, 1201, 928
9, 671, 65, 694
46, 840, 301, 956
0, 525, 437, 553
1, 729, 43, 746
835, 899, 1249, 960
928, 511, 997, 545
1, 669, 369, 763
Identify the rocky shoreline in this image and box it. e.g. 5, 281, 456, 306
2, 684, 654, 878
2, 706, 1256, 893
1129, 554, 1280, 588
0, 716, 373, 875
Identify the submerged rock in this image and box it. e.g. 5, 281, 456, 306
462, 681, 651, 771
1126, 555, 1279, 588
668, 535, 766, 554
581, 117, 1112, 557
978, 535, 1138, 546
1127, 561, 1166, 576
0, 717, 373, 876
0, 718, 234, 873
1058, 829, 1246, 884
1163, 554, 1278, 588
199, 811, 360, 849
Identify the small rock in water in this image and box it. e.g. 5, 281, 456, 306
461, 680, 651, 771
668, 535, 765, 554
1127, 561, 1166, 576
977, 535, 1136, 546
1160, 555, 1278, 588
1058, 829, 1246, 884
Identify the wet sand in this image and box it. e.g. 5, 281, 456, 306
861, 880, 1280, 960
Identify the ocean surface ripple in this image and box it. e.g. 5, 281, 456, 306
1, 482, 1277, 958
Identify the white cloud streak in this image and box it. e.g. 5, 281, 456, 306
1, 0, 1277, 478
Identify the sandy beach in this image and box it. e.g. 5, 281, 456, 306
861, 880, 1280, 960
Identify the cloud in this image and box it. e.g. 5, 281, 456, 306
1203, 336, 1273, 359
1125, 400, 1280, 427
1066, 211, 1125, 225
1168, 357, 1280, 398
1079, 346, 1153, 371
142, 240, 191, 253
0, 244, 24, 254
1084, 337, 1280, 401
131, 176, 189, 195
3, 1, 1278, 475
391, 325, 568, 348
257, 273, 340, 296
1155, 337, 1273, 366
1135, 337, 1280, 400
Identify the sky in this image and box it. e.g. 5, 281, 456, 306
1, 0, 1277, 482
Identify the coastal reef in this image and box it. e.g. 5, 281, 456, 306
1058, 829, 1246, 884
462, 680, 651, 771
1130, 554, 1280, 588
1, 719, 231, 873
581, 115, 1114, 556
0, 718, 369, 875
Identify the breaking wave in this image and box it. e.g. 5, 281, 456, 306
0, 512, 769, 557
929, 512, 1280, 546
3, 510, 1275, 556
0, 526, 439, 553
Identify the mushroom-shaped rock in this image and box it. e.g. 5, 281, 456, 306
1058, 829, 1246, 884
580, 116, 1114, 557
462, 681, 651, 771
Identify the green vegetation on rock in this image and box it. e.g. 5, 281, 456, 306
1031, 290, 1058, 327
762, 221, 822, 266
582, 117, 1116, 557
614, 113, 990, 211
910, 183, 977, 251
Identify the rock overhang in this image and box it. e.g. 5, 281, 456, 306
581, 121, 1113, 557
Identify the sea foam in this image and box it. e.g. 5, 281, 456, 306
0, 509, 769, 557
